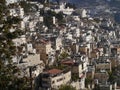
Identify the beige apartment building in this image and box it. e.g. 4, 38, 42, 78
41, 69, 71, 90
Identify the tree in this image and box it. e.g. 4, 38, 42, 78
55, 12, 64, 24
65, 3, 76, 9
44, 15, 53, 28
85, 77, 93, 88
0, 0, 30, 89
42, 10, 56, 28
59, 51, 69, 60
59, 85, 76, 90
71, 74, 79, 82
20, 1, 38, 13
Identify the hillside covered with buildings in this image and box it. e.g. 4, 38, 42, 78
1, 0, 120, 90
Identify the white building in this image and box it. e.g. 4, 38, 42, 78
66, 33, 73, 40
6, 0, 24, 5
53, 3, 74, 15
56, 36, 62, 50
9, 6, 24, 18
29, 21, 37, 31
81, 9, 87, 18
53, 16, 56, 24
18, 54, 45, 77
75, 28, 80, 37
9, 9, 18, 17
39, 16, 44, 22
20, 21, 25, 30
27, 43, 34, 53
73, 16, 80, 21
19, 6, 24, 18
12, 35, 26, 46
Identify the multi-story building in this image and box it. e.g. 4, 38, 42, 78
6, 0, 23, 5
61, 59, 88, 89
40, 69, 71, 90
35, 40, 52, 64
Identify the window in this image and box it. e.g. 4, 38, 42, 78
82, 64, 84, 69
57, 78, 63, 82
52, 81, 55, 84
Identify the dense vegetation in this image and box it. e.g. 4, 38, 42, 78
20, 1, 38, 13
43, 10, 64, 28
59, 85, 76, 90
0, 0, 30, 90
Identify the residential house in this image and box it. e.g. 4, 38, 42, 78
12, 35, 26, 46
53, 3, 74, 15
40, 69, 71, 90
61, 59, 88, 89
6, 0, 23, 5
55, 36, 62, 51
94, 70, 109, 84
87, 65, 95, 79
17, 54, 45, 78
35, 39, 52, 64
95, 60, 112, 72
90, 49, 100, 59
